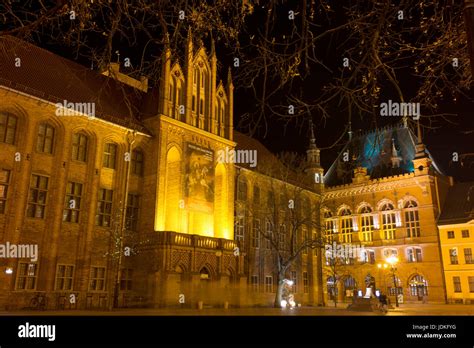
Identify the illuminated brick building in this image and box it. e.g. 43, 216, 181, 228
321, 124, 452, 304
0, 34, 461, 311
0, 35, 323, 310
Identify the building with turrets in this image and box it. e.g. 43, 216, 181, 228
321, 121, 452, 304
0, 34, 323, 310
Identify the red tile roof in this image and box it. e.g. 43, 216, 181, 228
0, 36, 150, 134
234, 131, 315, 190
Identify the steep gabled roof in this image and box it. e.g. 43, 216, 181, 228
438, 182, 474, 225
233, 131, 315, 191
323, 123, 444, 187
0, 36, 150, 134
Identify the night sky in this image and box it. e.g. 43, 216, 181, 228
21, 1, 474, 182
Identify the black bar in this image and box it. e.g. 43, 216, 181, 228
0, 316, 473, 346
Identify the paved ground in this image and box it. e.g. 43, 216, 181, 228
1, 303, 474, 316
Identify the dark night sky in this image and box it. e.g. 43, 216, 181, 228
27, 2, 474, 182
229, 3, 474, 183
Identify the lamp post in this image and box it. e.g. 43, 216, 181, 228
386, 256, 399, 307
377, 262, 388, 293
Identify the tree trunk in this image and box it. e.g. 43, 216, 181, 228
274, 270, 286, 308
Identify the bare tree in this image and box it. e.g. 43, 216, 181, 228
1, 0, 471, 137
239, 152, 325, 307
323, 242, 364, 308
321, 1, 472, 132
101, 203, 147, 309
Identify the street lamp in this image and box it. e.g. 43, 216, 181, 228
386, 256, 399, 307
377, 263, 388, 293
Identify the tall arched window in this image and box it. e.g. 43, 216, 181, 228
359, 205, 374, 242
253, 185, 260, 205
36, 123, 55, 154
72, 133, 88, 162
324, 211, 335, 243
0, 112, 17, 144
170, 76, 178, 118
103, 143, 117, 169
381, 203, 396, 240
404, 200, 420, 238
339, 208, 353, 243
237, 178, 247, 202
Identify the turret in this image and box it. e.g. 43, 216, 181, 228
306, 119, 324, 193
160, 32, 171, 115
412, 120, 431, 176
390, 138, 402, 168
210, 38, 217, 135
185, 27, 194, 125
226, 67, 234, 141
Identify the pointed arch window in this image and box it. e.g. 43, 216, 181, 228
237, 178, 247, 202
72, 133, 88, 162
0, 112, 17, 145
36, 123, 55, 154
103, 143, 117, 169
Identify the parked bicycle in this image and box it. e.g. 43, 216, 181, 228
29, 292, 47, 310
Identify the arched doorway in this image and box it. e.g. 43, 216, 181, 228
198, 267, 212, 304
409, 274, 428, 301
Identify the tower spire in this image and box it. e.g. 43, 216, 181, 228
391, 138, 402, 168
412, 116, 431, 175
211, 37, 216, 56
417, 119, 423, 144
306, 118, 324, 192
227, 67, 233, 86
309, 119, 317, 149
414, 118, 427, 158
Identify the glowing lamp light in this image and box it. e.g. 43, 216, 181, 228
280, 300, 288, 308
375, 290, 380, 297
386, 256, 399, 265
5, 268, 13, 275
286, 280, 294, 286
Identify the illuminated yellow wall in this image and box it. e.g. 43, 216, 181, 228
154, 117, 235, 239
438, 222, 474, 303
164, 146, 181, 232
